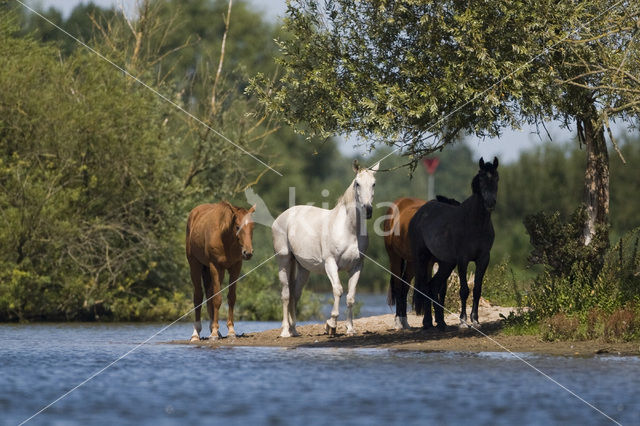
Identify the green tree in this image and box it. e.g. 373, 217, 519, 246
254, 0, 640, 248
0, 13, 182, 320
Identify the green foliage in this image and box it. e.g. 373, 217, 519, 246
0, 13, 183, 321
521, 226, 640, 341
0, 3, 338, 322
443, 259, 522, 313
524, 206, 608, 277
482, 259, 523, 308
256, 0, 640, 158
232, 263, 323, 321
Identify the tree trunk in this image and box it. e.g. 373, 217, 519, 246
580, 113, 609, 245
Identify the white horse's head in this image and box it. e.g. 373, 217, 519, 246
352, 160, 379, 219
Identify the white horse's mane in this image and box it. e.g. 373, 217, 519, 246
336, 178, 355, 207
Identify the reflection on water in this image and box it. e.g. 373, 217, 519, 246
1, 323, 638, 425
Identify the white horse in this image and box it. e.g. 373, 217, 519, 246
272, 161, 379, 337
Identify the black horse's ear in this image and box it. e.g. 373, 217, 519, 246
493, 157, 499, 168
479, 157, 485, 169
352, 159, 360, 173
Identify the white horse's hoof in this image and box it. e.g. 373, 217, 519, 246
472, 320, 480, 328
459, 320, 470, 329
280, 329, 292, 338
346, 329, 356, 336
190, 335, 200, 342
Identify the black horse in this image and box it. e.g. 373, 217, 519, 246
409, 157, 499, 330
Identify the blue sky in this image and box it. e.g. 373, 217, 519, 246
27, 0, 596, 163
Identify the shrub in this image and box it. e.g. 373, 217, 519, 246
603, 304, 640, 342
521, 210, 640, 340
541, 313, 580, 341
523, 206, 608, 278
443, 259, 521, 313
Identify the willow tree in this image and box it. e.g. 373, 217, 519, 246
253, 0, 640, 245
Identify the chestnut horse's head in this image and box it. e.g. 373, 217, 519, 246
231, 204, 256, 260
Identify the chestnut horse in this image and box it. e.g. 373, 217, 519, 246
383, 197, 425, 330
384, 196, 460, 330
186, 201, 255, 341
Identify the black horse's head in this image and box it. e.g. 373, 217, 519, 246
472, 157, 499, 211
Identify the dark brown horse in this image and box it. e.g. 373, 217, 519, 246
411, 157, 498, 330
384, 197, 426, 329
384, 196, 460, 329
186, 201, 255, 341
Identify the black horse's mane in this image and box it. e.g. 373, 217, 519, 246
435, 195, 461, 206
471, 174, 481, 195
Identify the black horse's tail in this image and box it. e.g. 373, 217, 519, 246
412, 259, 433, 315
386, 258, 406, 306
413, 279, 427, 315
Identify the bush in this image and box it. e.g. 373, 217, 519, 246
523, 206, 608, 278
442, 259, 522, 312
520, 211, 640, 340
541, 313, 580, 341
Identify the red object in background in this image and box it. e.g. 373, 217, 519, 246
422, 157, 440, 175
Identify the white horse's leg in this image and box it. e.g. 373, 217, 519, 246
277, 254, 294, 337
289, 264, 310, 337
324, 258, 343, 336
345, 262, 362, 335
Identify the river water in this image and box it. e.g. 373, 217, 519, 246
1, 298, 639, 425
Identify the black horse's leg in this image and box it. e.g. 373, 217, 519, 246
432, 262, 455, 331
457, 261, 470, 327
471, 255, 490, 326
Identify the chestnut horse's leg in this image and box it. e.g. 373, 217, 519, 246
471, 254, 490, 327
387, 249, 408, 330
188, 259, 204, 342
202, 266, 214, 337
399, 260, 416, 329
205, 263, 224, 340
227, 261, 242, 338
